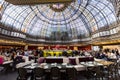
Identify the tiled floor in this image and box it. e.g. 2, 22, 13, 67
0, 70, 89, 80
0, 68, 119, 80
0, 71, 18, 80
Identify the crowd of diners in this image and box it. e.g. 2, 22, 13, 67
0, 48, 120, 70
0, 48, 120, 60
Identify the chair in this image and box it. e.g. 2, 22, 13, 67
17, 67, 29, 80
45, 58, 63, 64
66, 67, 77, 80
0, 57, 4, 64
33, 67, 45, 80
69, 58, 76, 65
50, 67, 61, 80
38, 57, 45, 64
113, 62, 120, 80
15, 56, 25, 63
79, 57, 87, 63
88, 57, 94, 62
93, 66, 104, 80
103, 64, 115, 80
0, 57, 4, 71
28, 56, 34, 61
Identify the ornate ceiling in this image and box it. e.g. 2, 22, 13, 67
0, 0, 119, 44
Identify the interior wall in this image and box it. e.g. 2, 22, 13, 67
28, 45, 92, 50
28, 46, 38, 50
0, 45, 24, 50
78, 46, 91, 50
103, 45, 120, 50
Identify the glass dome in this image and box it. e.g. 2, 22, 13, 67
0, 0, 117, 43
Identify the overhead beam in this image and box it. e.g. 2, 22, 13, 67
5, 0, 73, 5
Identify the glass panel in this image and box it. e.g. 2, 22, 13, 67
0, 0, 117, 42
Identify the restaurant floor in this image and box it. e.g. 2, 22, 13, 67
0, 72, 82, 80
0, 70, 112, 80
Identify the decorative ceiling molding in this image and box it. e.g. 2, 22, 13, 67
5, 0, 73, 5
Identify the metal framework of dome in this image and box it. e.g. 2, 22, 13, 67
0, 0, 118, 44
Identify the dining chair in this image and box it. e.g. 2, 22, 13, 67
33, 67, 45, 80
113, 62, 120, 80
66, 67, 77, 80
50, 67, 61, 80
69, 58, 76, 65
17, 67, 30, 80
103, 64, 115, 80
93, 66, 104, 80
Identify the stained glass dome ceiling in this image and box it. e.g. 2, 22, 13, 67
0, 0, 117, 43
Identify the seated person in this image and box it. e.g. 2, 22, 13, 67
53, 53, 56, 57
0, 56, 4, 64
10, 52, 17, 69
10, 52, 17, 61
99, 52, 108, 60
24, 50, 29, 56
4, 52, 10, 57
39, 49, 44, 57
84, 51, 91, 57
80, 51, 85, 56
11, 52, 25, 69
46, 53, 51, 56
71, 50, 75, 57
62, 50, 68, 57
